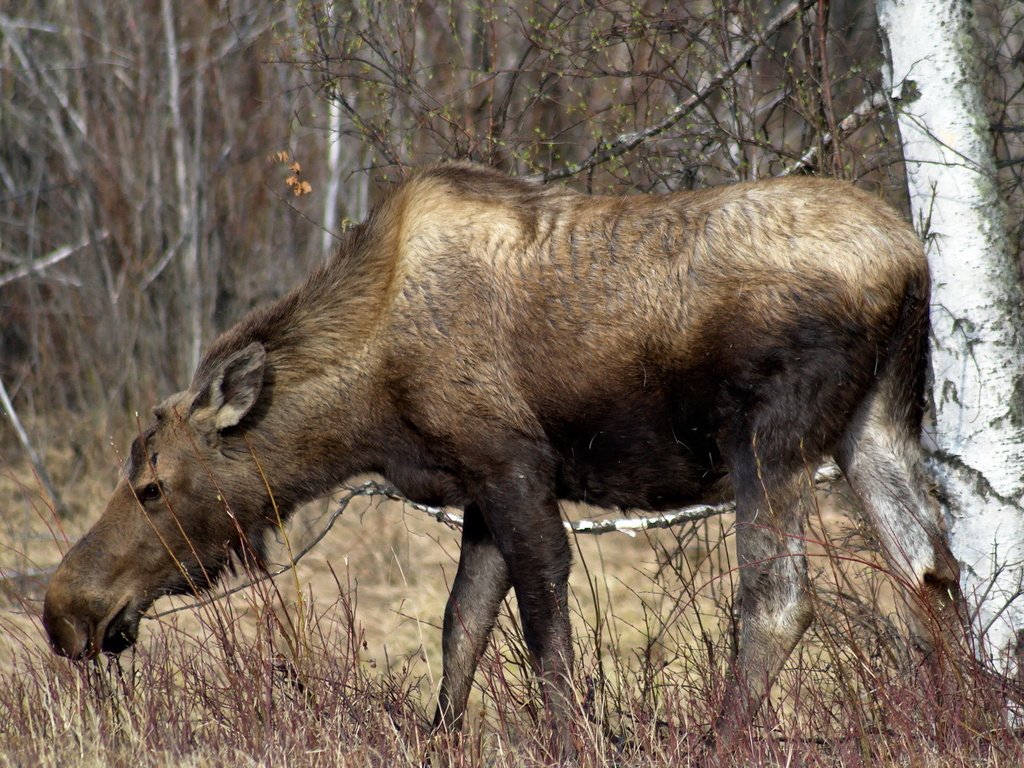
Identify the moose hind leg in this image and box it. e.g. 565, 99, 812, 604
837, 393, 965, 654
716, 454, 816, 745
434, 504, 511, 732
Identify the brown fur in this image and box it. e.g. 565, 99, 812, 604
44, 163, 964, 753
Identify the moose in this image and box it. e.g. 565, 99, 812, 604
44, 163, 964, 752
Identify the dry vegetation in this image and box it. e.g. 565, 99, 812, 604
5, 459, 1023, 765
3, 0, 1024, 765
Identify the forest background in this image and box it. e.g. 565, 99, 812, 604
2, 1, 1024, 765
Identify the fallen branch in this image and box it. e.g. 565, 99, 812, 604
149, 462, 842, 617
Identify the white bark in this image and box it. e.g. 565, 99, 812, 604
321, 0, 344, 260
322, 94, 344, 260
161, 0, 202, 378
878, 0, 1024, 661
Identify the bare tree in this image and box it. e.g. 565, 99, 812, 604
0, 1, 328, 492
295, 0, 895, 190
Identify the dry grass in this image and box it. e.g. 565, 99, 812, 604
2, 442, 1023, 767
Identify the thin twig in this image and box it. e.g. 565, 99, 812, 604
149, 484, 394, 618
540, 0, 812, 183
0, 232, 107, 288
780, 91, 891, 176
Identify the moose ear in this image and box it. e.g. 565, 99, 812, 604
194, 342, 266, 432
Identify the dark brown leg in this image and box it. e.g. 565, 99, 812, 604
434, 504, 510, 731
475, 460, 577, 761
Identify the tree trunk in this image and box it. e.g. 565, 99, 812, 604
877, 0, 1024, 663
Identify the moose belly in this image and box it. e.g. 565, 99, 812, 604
549, 410, 727, 512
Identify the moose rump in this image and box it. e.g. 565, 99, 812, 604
43, 164, 962, 751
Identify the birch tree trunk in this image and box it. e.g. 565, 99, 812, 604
161, 0, 203, 379
877, 0, 1024, 663
322, 93, 344, 260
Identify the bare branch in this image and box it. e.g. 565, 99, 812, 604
540, 0, 812, 183
0, 232, 107, 288
780, 91, 891, 176
0, 375, 64, 516
376, 463, 842, 536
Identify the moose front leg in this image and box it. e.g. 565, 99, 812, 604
434, 504, 510, 731
474, 461, 577, 759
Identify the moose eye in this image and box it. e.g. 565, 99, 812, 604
137, 483, 162, 503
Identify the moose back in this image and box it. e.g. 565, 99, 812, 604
44, 163, 962, 746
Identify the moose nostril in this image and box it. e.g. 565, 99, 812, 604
43, 610, 92, 659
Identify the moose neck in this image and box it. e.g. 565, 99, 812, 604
209, 224, 396, 517
252, 355, 379, 512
